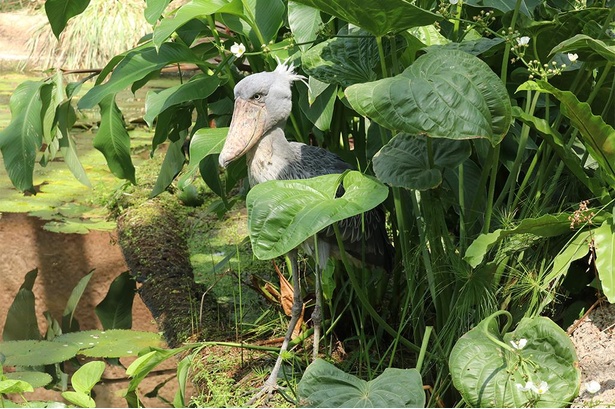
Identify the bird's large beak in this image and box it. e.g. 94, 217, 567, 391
219, 98, 267, 168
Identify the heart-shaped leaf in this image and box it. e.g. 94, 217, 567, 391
298, 359, 425, 407
71, 361, 106, 395
346, 49, 512, 146
247, 171, 388, 260
292, 0, 440, 36
449, 311, 580, 408
301, 27, 381, 87
373, 133, 471, 190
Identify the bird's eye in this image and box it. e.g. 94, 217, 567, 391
251, 93, 262, 101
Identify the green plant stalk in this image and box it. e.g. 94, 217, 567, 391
483, 0, 524, 233
332, 223, 424, 354
206, 14, 236, 90
452, 0, 463, 42
415, 326, 432, 373
497, 90, 540, 210
410, 191, 438, 315
458, 162, 467, 252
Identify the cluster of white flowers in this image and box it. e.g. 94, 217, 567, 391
510, 338, 528, 349
516, 381, 550, 395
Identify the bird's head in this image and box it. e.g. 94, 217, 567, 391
218, 62, 305, 168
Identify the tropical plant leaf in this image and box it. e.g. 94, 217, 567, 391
56, 99, 91, 187
297, 80, 337, 131
95, 271, 136, 330
464, 213, 574, 267
78, 43, 205, 109
62, 270, 94, 333
298, 359, 425, 407
94, 94, 136, 184
3, 286, 40, 342
71, 361, 106, 395
301, 27, 381, 87
449, 311, 580, 407
0, 81, 46, 193
545, 230, 593, 290
54, 330, 162, 358
513, 106, 610, 203
534, 80, 615, 181
247, 171, 389, 260
44, 0, 91, 38
0, 340, 80, 366
593, 220, 615, 302
152, 0, 243, 47
150, 138, 186, 197
0, 380, 34, 394
549, 34, 615, 63
144, 74, 220, 127
145, 0, 171, 24
187, 127, 229, 169
288, 1, 322, 52
292, 0, 440, 36
373, 133, 471, 190
346, 50, 512, 146
4, 371, 53, 388
62, 391, 95, 408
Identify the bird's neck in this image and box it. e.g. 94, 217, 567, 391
246, 126, 296, 186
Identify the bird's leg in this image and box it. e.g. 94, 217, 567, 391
248, 250, 303, 405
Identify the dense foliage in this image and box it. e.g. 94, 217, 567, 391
1, 0, 614, 406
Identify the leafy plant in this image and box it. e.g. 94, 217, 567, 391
1, 0, 614, 406
297, 359, 425, 408
449, 311, 580, 407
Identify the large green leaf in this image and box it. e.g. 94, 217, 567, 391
2, 289, 40, 341
346, 50, 512, 146
187, 127, 229, 169
70, 361, 106, 395
145, 0, 171, 24
373, 133, 471, 190
0, 340, 80, 366
144, 75, 220, 127
94, 95, 136, 184
546, 230, 593, 287
152, 0, 243, 47
56, 99, 91, 187
464, 214, 574, 268
54, 330, 162, 358
150, 137, 186, 197
449, 311, 580, 407
247, 171, 388, 260
549, 34, 615, 63
0, 81, 46, 193
44, 0, 91, 38
288, 1, 322, 52
292, 0, 440, 36
533, 81, 615, 181
594, 220, 615, 303
301, 27, 381, 87
297, 359, 425, 407
78, 43, 204, 109
95, 271, 136, 330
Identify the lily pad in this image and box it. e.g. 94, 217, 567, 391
54, 330, 162, 358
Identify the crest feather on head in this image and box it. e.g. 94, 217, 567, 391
274, 57, 307, 86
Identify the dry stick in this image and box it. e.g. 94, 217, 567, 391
567, 297, 604, 336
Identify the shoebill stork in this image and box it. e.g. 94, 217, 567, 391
218, 62, 392, 400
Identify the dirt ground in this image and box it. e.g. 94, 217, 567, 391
0, 212, 178, 407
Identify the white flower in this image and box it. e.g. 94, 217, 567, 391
530, 381, 549, 395
585, 380, 601, 394
510, 338, 528, 349
517, 36, 530, 46
449, 0, 459, 4
516, 382, 532, 392
568, 53, 579, 63
230, 42, 246, 58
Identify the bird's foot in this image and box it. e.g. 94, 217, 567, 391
246, 379, 285, 406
